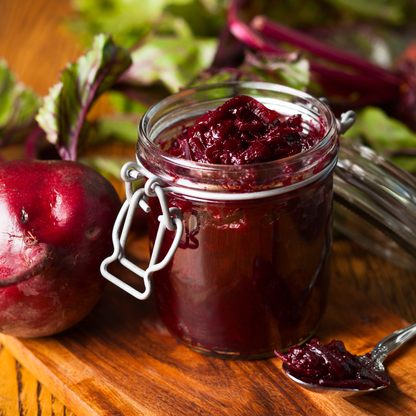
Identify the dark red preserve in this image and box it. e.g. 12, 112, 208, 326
275, 338, 390, 389
137, 83, 339, 359
166, 95, 324, 165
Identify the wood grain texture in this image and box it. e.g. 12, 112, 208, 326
1, 237, 416, 416
0, 0, 81, 96
0, 343, 76, 416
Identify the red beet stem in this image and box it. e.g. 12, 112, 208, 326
227, 0, 401, 104
251, 15, 401, 87
228, 0, 285, 53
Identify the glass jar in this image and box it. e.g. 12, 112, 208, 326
100, 82, 416, 359
146, 82, 337, 359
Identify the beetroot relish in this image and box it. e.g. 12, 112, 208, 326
275, 338, 390, 390
141, 88, 337, 358
167, 95, 325, 165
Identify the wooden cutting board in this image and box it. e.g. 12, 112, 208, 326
1, 240, 415, 416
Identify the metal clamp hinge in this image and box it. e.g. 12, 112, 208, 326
100, 162, 183, 300
319, 97, 356, 135
337, 110, 356, 134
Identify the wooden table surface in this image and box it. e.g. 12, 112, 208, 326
1, 0, 416, 415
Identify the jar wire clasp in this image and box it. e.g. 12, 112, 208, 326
335, 111, 356, 135
100, 162, 183, 300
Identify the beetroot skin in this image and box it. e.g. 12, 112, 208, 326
0, 159, 121, 337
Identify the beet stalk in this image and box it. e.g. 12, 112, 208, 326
227, 0, 402, 106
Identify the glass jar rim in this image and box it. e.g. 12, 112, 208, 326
137, 81, 339, 194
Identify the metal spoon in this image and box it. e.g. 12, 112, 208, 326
282, 323, 416, 397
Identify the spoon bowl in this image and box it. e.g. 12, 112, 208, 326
282, 364, 387, 397
280, 322, 416, 396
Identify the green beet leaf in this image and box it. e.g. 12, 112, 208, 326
121, 19, 217, 94
345, 106, 416, 172
190, 50, 313, 93
36, 33, 132, 161
68, 0, 225, 48
66, 0, 222, 105
323, 0, 408, 25
0, 58, 41, 152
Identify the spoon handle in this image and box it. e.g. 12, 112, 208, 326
374, 322, 416, 357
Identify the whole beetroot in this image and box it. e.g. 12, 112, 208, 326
0, 159, 121, 337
